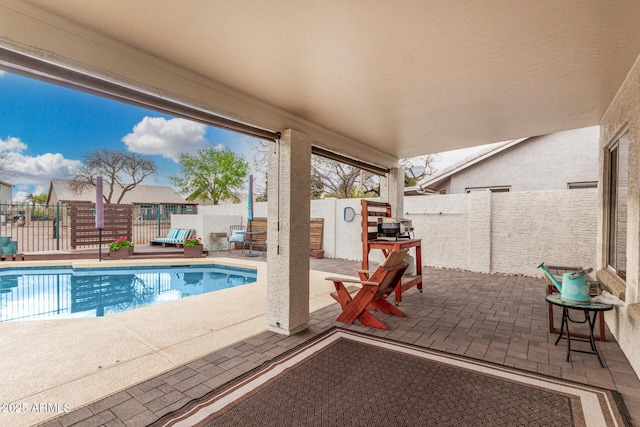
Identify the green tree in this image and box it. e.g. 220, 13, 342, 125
26, 193, 47, 205
170, 147, 249, 205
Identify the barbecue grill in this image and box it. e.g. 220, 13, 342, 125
377, 217, 414, 240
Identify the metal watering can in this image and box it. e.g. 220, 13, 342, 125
538, 262, 593, 303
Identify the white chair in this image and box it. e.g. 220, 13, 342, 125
227, 225, 246, 254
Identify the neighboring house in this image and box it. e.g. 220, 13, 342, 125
413, 126, 599, 195
46, 179, 197, 219
0, 179, 13, 204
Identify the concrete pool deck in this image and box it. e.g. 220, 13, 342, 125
0, 256, 351, 427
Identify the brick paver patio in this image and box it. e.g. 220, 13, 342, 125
41, 255, 640, 426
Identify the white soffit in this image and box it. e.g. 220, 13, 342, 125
8, 0, 640, 159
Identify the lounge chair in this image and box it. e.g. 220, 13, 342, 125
149, 228, 193, 247
325, 249, 409, 330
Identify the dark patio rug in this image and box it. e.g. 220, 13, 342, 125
153, 327, 631, 427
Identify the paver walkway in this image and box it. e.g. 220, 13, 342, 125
41, 257, 640, 426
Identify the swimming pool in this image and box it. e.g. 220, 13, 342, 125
0, 264, 257, 322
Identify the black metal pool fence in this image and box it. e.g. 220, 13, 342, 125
0, 203, 194, 254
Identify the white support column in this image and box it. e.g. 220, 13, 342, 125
266, 129, 311, 335
380, 167, 405, 217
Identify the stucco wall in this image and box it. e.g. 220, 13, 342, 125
0, 184, 12, 204
404, 195, 469, 269
598, 53, 640, 376
405, 190, 597, 276
446, 126, 599, 193
490, 190, 597, 274
170, 214, 242, 251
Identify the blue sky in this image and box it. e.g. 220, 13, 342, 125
0, 69, 255, 201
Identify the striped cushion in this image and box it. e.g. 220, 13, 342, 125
176, 229, 190, 241
153, 237, 179, 243
166, 228, 180, 239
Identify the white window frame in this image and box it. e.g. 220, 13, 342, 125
605, 131, 629, 281
465, 186, 510, 193
567, 181, 598, 189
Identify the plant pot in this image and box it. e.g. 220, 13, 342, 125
184, 245, 204, 258
313, 250, 325, 259
110, 246, 133, 259
234, 242, 243, 250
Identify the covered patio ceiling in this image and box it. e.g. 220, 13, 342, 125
6, 1, 640, 162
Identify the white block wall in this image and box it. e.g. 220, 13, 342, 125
199, 188, 597, 277
489, 190, 597, 275
171, 214, 242, 251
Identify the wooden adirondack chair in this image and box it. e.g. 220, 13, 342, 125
325, 249, 409, 330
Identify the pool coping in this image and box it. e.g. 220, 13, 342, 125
0, 257, 255, 270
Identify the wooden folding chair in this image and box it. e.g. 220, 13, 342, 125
325, 249, 409, 330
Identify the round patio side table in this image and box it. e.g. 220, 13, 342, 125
545, 294, 613, 367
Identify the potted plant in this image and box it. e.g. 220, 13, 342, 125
109, 237, 134, 259
183, 236, 204, 257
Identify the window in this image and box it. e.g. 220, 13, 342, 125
607, 132, 628, 280
465, 186, 510, 193
568, 181, 598, 189
164, 205, 177, 219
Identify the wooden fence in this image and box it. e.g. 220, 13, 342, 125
247, 217, 324, 253
70, 203, 133, 248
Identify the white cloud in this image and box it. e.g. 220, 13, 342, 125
122, 117, 211, 162
13, 191, 28, 202
13, 184, 48, 202
1, 136, 83, 191
0, 136, 27, 153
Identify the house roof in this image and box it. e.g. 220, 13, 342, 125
47, 179, 192, 205
0, 179, 13, 188
416, 138, 530, 191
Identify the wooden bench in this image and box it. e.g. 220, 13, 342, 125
149, 228, 193, 247
245, 217, 324, 255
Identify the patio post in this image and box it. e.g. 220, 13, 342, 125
266, 128, 311, 335
380, 166, 404, 219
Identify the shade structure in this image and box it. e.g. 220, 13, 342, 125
95, 176, 104, 229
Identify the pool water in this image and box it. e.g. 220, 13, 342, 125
0, 264, 257, 322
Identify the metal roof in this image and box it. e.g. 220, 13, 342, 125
47, 179, 192, 205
